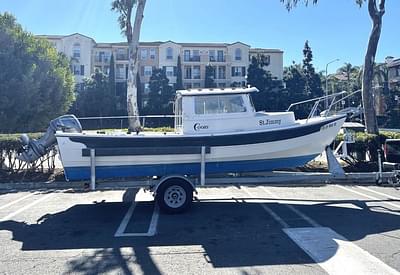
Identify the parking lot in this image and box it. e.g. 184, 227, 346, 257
1, 183, 400, 274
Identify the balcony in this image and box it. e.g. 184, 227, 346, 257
183, 56, 200, 62
209, 56, 226, 62
95, 56, 110, 63
116, 54, 128, 61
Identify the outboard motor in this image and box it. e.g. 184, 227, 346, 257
17, 115, 82, 163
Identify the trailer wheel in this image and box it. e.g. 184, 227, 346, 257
156, 178, 193, 214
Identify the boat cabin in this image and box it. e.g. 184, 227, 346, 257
174, 87, 296, 135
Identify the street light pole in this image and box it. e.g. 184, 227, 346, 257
325, 58, 340, 109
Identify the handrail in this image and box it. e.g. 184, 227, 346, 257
77, 114, 178, 120
328, 89, 361, 111
286, 91, 347, 112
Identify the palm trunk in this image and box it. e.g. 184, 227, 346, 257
127, 0, 146, 132
362, 0, 385, 134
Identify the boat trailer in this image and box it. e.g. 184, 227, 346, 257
83, 146, 399, 213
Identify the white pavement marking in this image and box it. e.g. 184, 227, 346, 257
335, 185, 400, 210
358, 186, 400, 201
260, 186, 321, 227
0, 192, 37, 211
0, 193, 54, 222
284, 227, 399, 275
242, 187, 289, 228
114, 202, 159, 237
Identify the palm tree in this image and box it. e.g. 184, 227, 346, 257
337, 63, 360, 93
111, 0, 146, 132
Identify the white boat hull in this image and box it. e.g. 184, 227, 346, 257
56, 115, 346, 181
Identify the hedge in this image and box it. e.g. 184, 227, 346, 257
334, 131, 400, 161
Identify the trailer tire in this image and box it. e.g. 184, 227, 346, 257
156, 178, 193, 214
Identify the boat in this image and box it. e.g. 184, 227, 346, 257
18, 87, 346, 181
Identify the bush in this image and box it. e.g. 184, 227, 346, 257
335, 131, 400, 161
0, 133, 57, 176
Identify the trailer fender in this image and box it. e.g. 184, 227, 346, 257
153, 175, 197, 195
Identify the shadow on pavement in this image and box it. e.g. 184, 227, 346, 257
1, 197, 400, 274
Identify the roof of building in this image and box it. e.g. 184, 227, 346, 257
388, 58, 400, 68
38, 33, 96, 43
36, 33, 283, 52
250, 48, 284, 53
176, 87, 259, 97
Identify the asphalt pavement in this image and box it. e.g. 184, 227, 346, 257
0, 183, 400, 274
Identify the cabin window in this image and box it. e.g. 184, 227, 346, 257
195, 95, 247, 115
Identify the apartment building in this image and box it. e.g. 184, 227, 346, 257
38, 33, 284, 93
386, 57, 400, 90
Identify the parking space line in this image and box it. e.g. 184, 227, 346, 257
114, 202, 159, 237
242, 188, 289, 228
284, 227, 399, 275
0, 192, 37, 211
357, 186, 400, 201
335, 185, 400, 210
0, 193, 54, 222
260, 186, 321, 227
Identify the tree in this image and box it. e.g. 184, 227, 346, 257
0, 13, 74, 133
280, 0, 387, 134
73, 70, 118, 118
108, 53, 116, 96
204, 65, 216, 88
142, 68, 175, 127
247, 55, 286, 111
136, 72, 143, 113
176, 55, 183, 90
111, 0, 146, 132
337, 63, 360, 93
302, 40, 323, 98
284, 63, 309, 118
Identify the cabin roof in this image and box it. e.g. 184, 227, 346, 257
176, 87, 259, 97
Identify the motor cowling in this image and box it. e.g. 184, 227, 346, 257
17, 115, 82, 163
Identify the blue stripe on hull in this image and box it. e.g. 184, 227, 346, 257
64, 154, 318, 181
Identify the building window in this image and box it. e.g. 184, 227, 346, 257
231, 66, 246, 77
193, 82, 201, 88
73, 43, 80, 58
104, 52, 111, 63
192, 50, 200, 62
116, 64, 125, 79
217, 50, 224, 62
116, 48, 128, 60
209, 50, 215, 62
72, 64, 80, 75
95, 51, 110, 63
184, 83, 192, 89
144, 66, 152, 76
184, 66, 192, 79
80, 65, 85, 76
235, 48, 242, 61
166, 47, 173, 60
218, 66, 226, 79
141, 49, 147, 60
165, 66, 174, 77
150, 48, 156, 59
218, 83, 226, 88
184, 50, 190, 62
193, 66, 201, 79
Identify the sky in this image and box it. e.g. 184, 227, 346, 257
1, 0, 399, 73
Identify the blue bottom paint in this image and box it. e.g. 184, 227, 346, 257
64, 154, 318, 181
